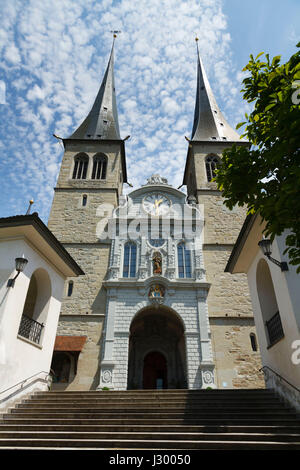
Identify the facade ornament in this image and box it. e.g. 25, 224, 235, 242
145, 174, 168, 185
187, 195, 197, 207
202, 369, 214, 385
195, 267, 206, 281
148, 284, 165, 305
108, 266, 119, 279
102, 370, 112, 383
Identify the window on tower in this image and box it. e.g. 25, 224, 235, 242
205, 155, 220, 182
177, 242, 192, 278
92, 153, 107, 180
72, 153, 89, 179
123, 242, 137, 278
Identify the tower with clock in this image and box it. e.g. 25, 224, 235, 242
47, 38, 264, 391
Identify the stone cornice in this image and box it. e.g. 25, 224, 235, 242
103, 275, 211, 291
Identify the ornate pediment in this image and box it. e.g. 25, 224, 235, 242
145, 174, 168, 185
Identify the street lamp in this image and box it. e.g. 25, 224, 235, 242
258, 239, 288, 271
7, 257, 29, 287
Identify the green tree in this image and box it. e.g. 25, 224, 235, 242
215, 44, 300, 272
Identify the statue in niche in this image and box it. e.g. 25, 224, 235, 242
152, 252, 162, 275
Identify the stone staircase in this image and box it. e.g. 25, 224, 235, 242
0, 389, 300, 450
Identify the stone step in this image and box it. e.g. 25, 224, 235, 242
6, 408, 296, 421
0, 438, 299, 450
1, 423, 300, 434
11, 403, 296, 415
3, 415, 299, 426
16, 400, 289, 410
23, 396, 281, 406
36, 391, 277, 400
37, 389, 275, 397
0, 430, 299, 442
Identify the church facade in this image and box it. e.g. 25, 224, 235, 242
48, 38, 264, 391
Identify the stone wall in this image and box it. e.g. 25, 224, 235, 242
48, 189, 118, 244
55, 315, 104, 390
210, 317, 265, 389
203, 246, 253, 317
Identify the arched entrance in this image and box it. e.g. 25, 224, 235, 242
127, 306, 187, 390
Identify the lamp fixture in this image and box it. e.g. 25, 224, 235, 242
7, 257, 29, 287
258, 239, 288, 271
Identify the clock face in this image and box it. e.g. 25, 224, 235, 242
143, 193, 171, 216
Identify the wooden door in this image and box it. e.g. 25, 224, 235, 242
143, 351, 167, 389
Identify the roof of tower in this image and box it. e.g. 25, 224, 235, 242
191, 39, 244, 143
68, 37, 121, 140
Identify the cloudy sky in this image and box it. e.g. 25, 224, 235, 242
0, 0, 299, 223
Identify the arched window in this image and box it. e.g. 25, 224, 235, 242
205, 155, 220, 182
177, 242, 192, 278
123, 242, 137, 278
256, 259, 284, 347
72, 153, 88, 179
18, 268, 51, 344
82, 195, 87, 207
92, 153, 107, 180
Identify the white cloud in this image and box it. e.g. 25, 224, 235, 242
4, 45, 21, 64
0, 0, 245, 221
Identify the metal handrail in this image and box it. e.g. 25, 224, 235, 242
260, 365, 300, 393
0, 370, 51, 398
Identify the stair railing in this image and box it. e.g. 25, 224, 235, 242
0, 370, 52, 406
260, 365, 300, 393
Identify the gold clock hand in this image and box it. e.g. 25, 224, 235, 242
154, 199, 160, 215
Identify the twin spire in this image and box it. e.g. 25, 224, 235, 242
68, 35, 120, 140
191, 38, 242, 142
68, 36, 241, 143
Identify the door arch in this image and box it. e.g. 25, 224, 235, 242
127, 306, 187, 390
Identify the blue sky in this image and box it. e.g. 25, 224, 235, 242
0, 0, 299, 223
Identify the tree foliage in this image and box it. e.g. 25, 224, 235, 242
215, 44, 300, 272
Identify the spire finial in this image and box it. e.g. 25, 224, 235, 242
195, 36, 200, 55
111, 30, 121, 40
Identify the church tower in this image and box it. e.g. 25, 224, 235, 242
48, 36, 128, 389
182, 40, 262, 388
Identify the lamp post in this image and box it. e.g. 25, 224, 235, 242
258, 239, 289, 271
7, 257, 29, 287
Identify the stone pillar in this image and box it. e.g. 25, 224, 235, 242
97, 289, 117, 390
113, 332, 130, 390
185, 332, 202, 389
196, 288, 216, 388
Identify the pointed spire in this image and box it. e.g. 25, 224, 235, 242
68, 35, 121, 140
191, 38, 243, 142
